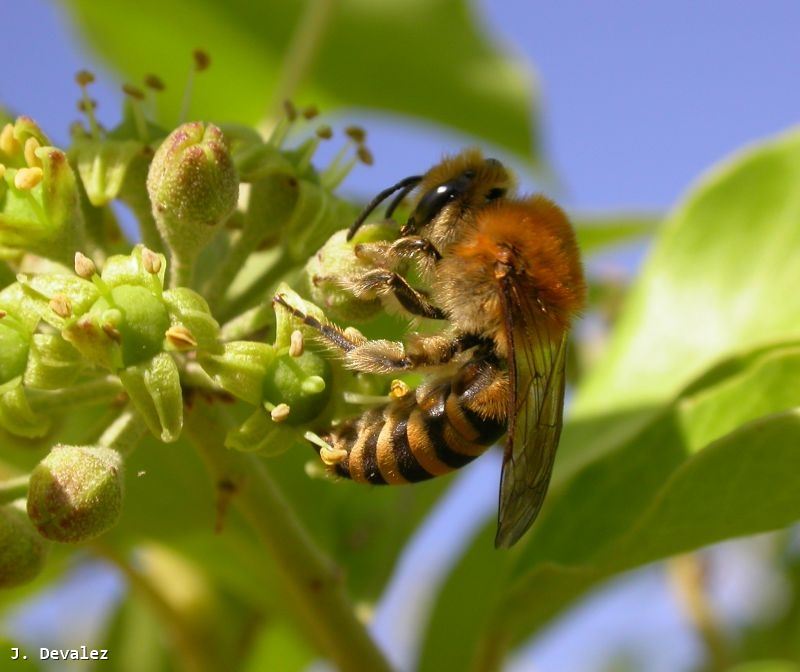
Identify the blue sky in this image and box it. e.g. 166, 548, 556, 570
2, 1, 799, 670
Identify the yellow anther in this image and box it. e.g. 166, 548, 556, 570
0, 163, 5, 179
49, 294, 73, 319
166, 325, 198, 349
270, 403, 291, 423
121, 83, 145, 100
357, 146, 374, 166
282, 99, 298, 121
389, 379, 411, 399
74, 251, 97, 279
193, 49, 211, 72
0, 124, 20, 156
75, 70, 95, 86
24, 137, 42, 168
102, 323, 122, 343
289, 330, 304, 357
14, 167, 43, 190
320, 444, 348, 466
0, 310, 7, 319
141, 247, 162, 274
144, 74, 165, 91
345, 126, 366, 143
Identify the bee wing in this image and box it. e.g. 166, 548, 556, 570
494, 280, 568, 548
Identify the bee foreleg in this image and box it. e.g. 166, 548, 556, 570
355, 236, 441, 269
343, 269, 445, 320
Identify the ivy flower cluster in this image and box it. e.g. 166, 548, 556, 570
0, 64, 383, 588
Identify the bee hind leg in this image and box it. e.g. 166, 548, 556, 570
273, 294, 364, 353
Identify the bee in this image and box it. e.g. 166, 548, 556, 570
275, 149, 585, 547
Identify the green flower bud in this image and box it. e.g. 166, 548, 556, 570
27, 444, 123, 542
147, 122, 238, 263
162, 287, 220, 352
262, 349, 331, 426
23, 333, 82, 390
95, 285, 170, 367
198, 341, 274, 405
62, 282, 170, 371
101, 244, 166, 294
0, 385, 49, 438
0, 500, 49, 587
305, 223, 396, 322
0, 138, 86, 265
0, 315, 30, 391
71, 137, 146, 206
17, 273, 99, 330
118, 352, 182, 442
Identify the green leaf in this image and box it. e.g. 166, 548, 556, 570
503, 341, 800, 646
62, 0, 539, 163
574, 128, 800, 416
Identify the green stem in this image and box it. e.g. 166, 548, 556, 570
668, 554, 729, 672
170, 254, 195, 289
266, 0, 337, 119
218, 252, 296, 323
220, 302, 275, 341
94, 543, 213, 672
0, 475, 29, 505
98, 406, 146, 456
28, 376, 123, 413
185, 402, 393, 672
204, 226, 267, 307
470, 625, 513, 672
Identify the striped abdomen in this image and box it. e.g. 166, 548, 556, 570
317, 357, 507, 484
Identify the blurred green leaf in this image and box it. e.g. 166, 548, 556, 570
103, 589, 172, 672
421, 341, 800, 666
727, 663, 800, 672
573, 128, 800, 416
506, 349, 800, 641
63, 0, 539, 163
572, 213, 659, 254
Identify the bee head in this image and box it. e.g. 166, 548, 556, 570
346, 149, 513, 242
402, 151, 512, 238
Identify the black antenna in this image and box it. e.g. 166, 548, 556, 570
346, 174, 422, 240
384, 180, 420, 220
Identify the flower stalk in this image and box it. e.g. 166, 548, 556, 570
185, 401, 393, 672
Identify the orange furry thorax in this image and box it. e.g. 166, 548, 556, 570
448, 196, 586, 333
